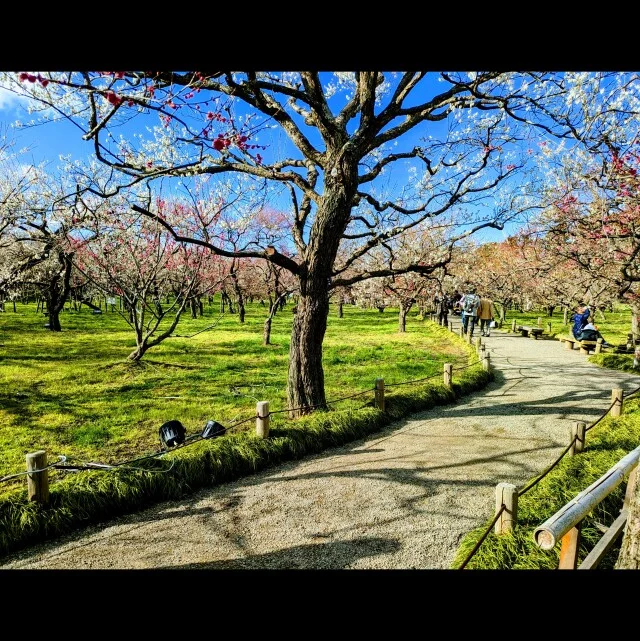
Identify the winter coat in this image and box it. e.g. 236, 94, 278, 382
572, 308, 591, 339
478, 298, 493, 320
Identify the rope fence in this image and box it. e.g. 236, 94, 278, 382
4, 311, 639, 569
1, 320, 489, 497
457, 383, 638, 569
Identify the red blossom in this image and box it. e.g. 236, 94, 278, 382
104, 91, 123, 106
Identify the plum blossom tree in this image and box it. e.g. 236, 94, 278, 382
0, 137, 92, 330
4, 71, 638, 415
75, 203, 212, 361
529, 134, 640, 338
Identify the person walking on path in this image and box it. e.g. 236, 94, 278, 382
477, 295, 493, 337
460, 285, 480, 337
434, 291, 450, 326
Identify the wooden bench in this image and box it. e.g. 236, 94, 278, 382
558, 336, 609, 354
516, 325, 544, 339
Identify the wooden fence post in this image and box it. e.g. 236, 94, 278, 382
482, 352, 491, 371
611, 388, 624, 418
495, 483, 518, 534
475, 336, 482, 353
459, 327, 464, 338
449, 321, 453, 332
595, 338, 603, 354
26, 450, 49, 505
570, 421, 586, 456
375, 378, 385, 411
511, 319, 516, 333
537, 316, 542, 327
547, 322, 552, 334
256, 401, 270, 438
443, 363, 452, 387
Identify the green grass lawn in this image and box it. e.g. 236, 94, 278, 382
0, 299, 468, 497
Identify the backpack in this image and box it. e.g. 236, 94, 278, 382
462, 294, 479, 315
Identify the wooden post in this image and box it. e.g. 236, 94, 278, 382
570, 421, 586, 456
26, 450, 49, 505
449, 321, 453, 332
459, 327, 464, 338
595, 338, 603, 354
495, 483, 518, 534
443, 363, 453, 387
375, 378, 385, 411
511, 319, 516, 333
559, 523, 581, 569
475, 336, 482, 353
537, 316, 542, 327
482, 352, 490, 371
611, 388, 624, 418
256, 401, 270, 438
547, 322, 552, 334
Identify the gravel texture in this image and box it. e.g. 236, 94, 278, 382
2, 321, 639, 570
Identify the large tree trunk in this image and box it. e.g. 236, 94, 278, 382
615, 469, 640, 569
285, 148, 357, 417
45, 252, 73, 332
287, 286, 329, 417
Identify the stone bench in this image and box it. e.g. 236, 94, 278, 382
516, 325, 544, 339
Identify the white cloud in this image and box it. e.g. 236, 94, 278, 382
0, 87, 20, 110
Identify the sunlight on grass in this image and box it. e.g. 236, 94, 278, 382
0, 298, 471, 496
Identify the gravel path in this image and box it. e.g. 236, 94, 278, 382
2, 322, 639, 570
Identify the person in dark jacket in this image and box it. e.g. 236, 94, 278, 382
578, 322, 611, 347
571, 303, 591, 340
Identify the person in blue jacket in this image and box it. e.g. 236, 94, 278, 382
572, 302, 591, 340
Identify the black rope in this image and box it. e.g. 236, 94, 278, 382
457, 504, 506, 570
268, 402, 328, 415
585, 397, 621, 432
227, 414, 259, 429
452, 359, 483, 371
326, 388, 377, 402
385, 372, 442, 387
518, 435, 578, 497
625, 384, 640, 399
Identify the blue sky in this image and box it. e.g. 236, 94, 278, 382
0, 74, 531, 244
